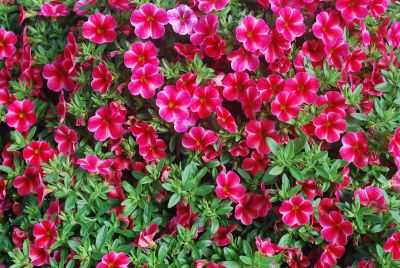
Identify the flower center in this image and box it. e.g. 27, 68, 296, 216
280, 105, 286, 110
147, 16, 154, 22
19, 113, 25, 119
140, 75, 146, 83
138, 55, 145, 62
221, 117, 226, 122
200, 97, 206, 104
0, 41, 4, 46
292, 205, 300, 211
97, 27, 104, 34
324, 122, 332, 127
247, 32, 253, 38
34, 149, 41, 155
168, 102, 174, 109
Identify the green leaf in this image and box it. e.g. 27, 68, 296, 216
168, 193, 181, 208
239, 256, 253, 265
278, 233, 292, 246
96, 226, 107, 249
266, 137, 280, 155
288, 166, 304, 182
351, 113, 368, 121
194, 185, 214, 196
281, 174, 290, 193
237, 168, 251, 180
269, 165, 284, 176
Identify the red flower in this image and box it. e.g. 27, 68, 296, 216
320, 211, 353, 245
191, 86, 221, 119
354, 186, 388, 212
234, 193, 259, 225
263, 29, 291, 63
130, 122, 157, 146
124, 41, 159, 71
167, 4, 198, 35
29, 244, 50, 266
384, 232, 400, 259
325, 39, 349, 70
336, 0, 369, 21
0, 29, 17, 59
42, 60, 75, 92
91, 63, 112, 94
0, 178, 5, 200
344, 49, 366, 73
202, 34, 226, 59
33, 220, 57, 249
242, 151, 270, 176
284, 72, 319, 104
312, 11, 343, 45
389, 128, 400, 157
23, 141, 54, 166
240, 86, 262, 119
109, 0, 130, 11
215, 171, 246, 203
316, 91, 348, 117
222, 71, 255, 102
215, 106, 237, 133
88, 102, 126, 141
279, 196, 313, 228
257, 74, 284, 102
256, 237, 286, 257
245, 119, 279, 154
236, 16, 270, 52
339, 131, 369, 168
133, 224, 158, 248
190, 13, 218, 46
197, 0, 228, 12
227, 46, 260, 72
97, 252, 130, 268
38, 4, 69, 17
82, 13, 117, 44
13, 166, 43, 196
320, 242, 345, 266
271, 91, 302, 122
54, 125, 78, 155
156, 85, 191, 122
313, 112, 347, 143
182, 127, 218, 151
138, 139, 167, 161
5, 99, 36, 132
128, 64, 164, 99
275, 7, 305, 42
130, 3, 168, 39
77, 155, 111, 175
211, 224, 237, 246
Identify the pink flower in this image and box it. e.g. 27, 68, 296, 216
313, 112, 347, 143
167, 5, 198, 35
128, 64, 164, 99
130, 3, 168, 39
182, 127, 218, 151
0, 178, 5, 200
91, 63, 112, 94
97, 252, 130, 268
130, 122, 157, 146
133, 224, 158, 248
234, 193, 259, 225
211, 224, 237, 247
316, 91, 348, 117
384, 232, 400, 259
82, 13, 117, 44
222, 72, 255, 102
88, 102, 126, 141
339, 131, 369, 168
279, 196, 313, 228
387, 22, 400, 49
13, 166, 43, 196
325, 39, 349, 70
389, 128, 400, 157
284, 72, 319, 104
354, 186, 388, 212
33, 220, 57, 249
109, 0, 131, 11
236, 16, 270, 52
240, 86, 262, 119
5, 99, 36, 132
275, 7, 305, 42
190, 13, 218, 46
312, 11, 343, 45
38, 4, 69, 17
0, 29, 17, 59
124, 41, 159, 71
138, 139, 167, 161
202, 34, 226, 59
245, 119, 279, 154
257, 74, 285, 102
271, 91, 302, 122
77, 155, 111, 175
370, 0, 388, 18
242, 151, 270, 176
23, 141, 54, 166
216, 106, 237, 133
29, 245, 50, 266
263, 29, 291, 63
227, 47, 260, 72
42, 60, 75, 92
197, 0, 228, 12
256, 237, 286, 257
191, 86, 221, 119
336, 0, 369, 21
320, 211, 353, 245
344, 49, 366, 73
54, 126, 78, 155
156, 86, 191, 122
215, 171, 246, 203
320, 242, 345, 266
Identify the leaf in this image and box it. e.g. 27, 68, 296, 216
182, 162, 196, 184
96, 226, 107, 249
64, 193, 77, 211
293, 134, 307, 154
269, 165, 284, 176
351, 113, 368, 121
288, 166, 304, 182
237, 168, 251, 180
168, 193, 181, 208
278, 233, 292, 246
281, 174, 290, 193
0, 165, 14, 174
239, 256, 253, 265
266, 137, 280, 155
194, 185, 214, 196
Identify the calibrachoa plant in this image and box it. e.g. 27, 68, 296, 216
1, 0, 400, 268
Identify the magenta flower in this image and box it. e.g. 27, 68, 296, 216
284, 72, 319, 104
271, 91, 302, 122
128, 64, 164, 99
263, 29, 291, 63
23, 141, 54, 166
222, 71, 255, 102
320, 242, 345, 266
216, 106, 237, 133
313, 112, 347, 143
82, 13, 117, 44
130, 3, 168, 39
138, 139, 167, 161
91, 63, 112, 94
279, 196, 313, 228
97, 252, 130, 268
312, 11, 343, 45
227, 46, 260, 72
182, 127, 218, 151
0, 28, 17, 59
190, 13, 218, 46
156, 86, 191, 122
384, 232, 400, 259
124, 41, 159, 71
275, 7, 306, 42
320, 211, 353, 245
215, 171, 246, 203
354, 186, 388, 212
167, 5, 198, 35
191, 86, 222, 119
33, 220, 57, 249
236, 16, 270, 52
244, 119, 279, 155
38, 4, 69, 17
133, 224, 159, 248
54, 125, 78, 155
5, 99, 36, 132
197, 0, 228, 12
29, 245, 50, 266
339, 131, 369, 168
336, 0, 369, 21
42, 60, 75, 92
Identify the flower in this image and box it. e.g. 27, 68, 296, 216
191, 86, 222, 119
133, 224, 158, 248
38, 4, 69, 17
240, 86, 262, 119
222, 71, 255, 102
138, 139, 167, 161
271, 91, 302, 122
319, 211, 353, 245
284, 72, 319, 104
124, 41, 159, 71
182, 127, 218, 151
197, 0, 228, 12
256, 237, 286, 257
389, 128, 400, 157
320, 242, 345, 266
275, 7, 306, 42
0, 178, 5, 200
313, 112, 347, 143
354, 186, 388, 212
344, 49, 366, 73
130, 3, 168, 39
336, 0, 369, 21
54, 125, 78, 155
0, 29, 17, 59
384, 232, 400, 259
29, 245, 50, 266
13, 166, 43, 196
5, 99, 36, 132
257, 74, 285, 103
33, 220, 57, 249
42, 60, 76, 92
244, 119, 279, 154
128, 64, 164, 99
156, 86, 191, 122
88, 102, 126, 141
263, 29, 291, 63
211, 224, 238, 246
242, 151, 270, 176
215, 171, 246, 203
202, 34, 226, 59
91, 63, 112, 94
279, 196, 314, 228
76, 155, 111, 175
312, 12, 343, 45
316, 91, 348, 116
82, 13, 117, 44
23, 141, 54, 166
235, 16, 270, 52
215, 106, 237, 133
227, 46, 260, 72
130, 122, 157, 146
97, 252, 130, 268
387, 22, 400, 49
234, 193, 260, 225
190, 13, 218, 46
109, 0, 130, 11
167, 5, 198, 35
339, 131, 369, 168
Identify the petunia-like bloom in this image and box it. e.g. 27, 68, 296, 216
13, 166, 43, 196
5, 99, 37, 132
336, 0, 369, 21
76, 155, 112, 175
257, 74, 284, 103
109, 0, 131, 11
284, 72, 319, 104
263, 29, 291, 63
354, 186, 388, 212
82, 13, 117, 44
124, 41, 159, 71
275, 7, 306, 42
191, 86, 222, 119
271, 91, 302, 122
387, 22, 400, 49
190, 13, 218, 46
42, 60, 75, 92
91, 63, 112, 94
0, 29, 17, 59
33, 220, 57, 249
227, 46, 260, 72
133, 224, 158, 248
319, 211, 353, 246
156, 86, 191, 122
38, 4, 69, 17
313, 112, 347, 143
130, 3, 168, 39
216, 106, 237, 133
389, 128, 400, 157
339, 131, 369, 168
197, 0, 228, 12
182, 127, 218, 151
384, 232, 400, 259
256, 237, 286, 257
236, 16, 270, 52
279, 196, 313, 228
88, 102, 126, 141
320, 242, 345, 266
343, 49, 366, 73
245, 119, 280, 154
29, 245, 50, 266
234, 193, 259, 225
312, 11, 343, 45
167, 5, 198, 35
128, 64, 164, 99
202, 34, 226, 59
215, 171, 246, 203
96, 252, 130, 268
222, 71, 256, 102
54, 125, 78, 155
138, 139, 167, 161
316, 91, 348, 117
130, 122, 157, 146
23, 141, 54, 166
211, 224, 237, 247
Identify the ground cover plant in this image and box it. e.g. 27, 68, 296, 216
1, 0, 400, 267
